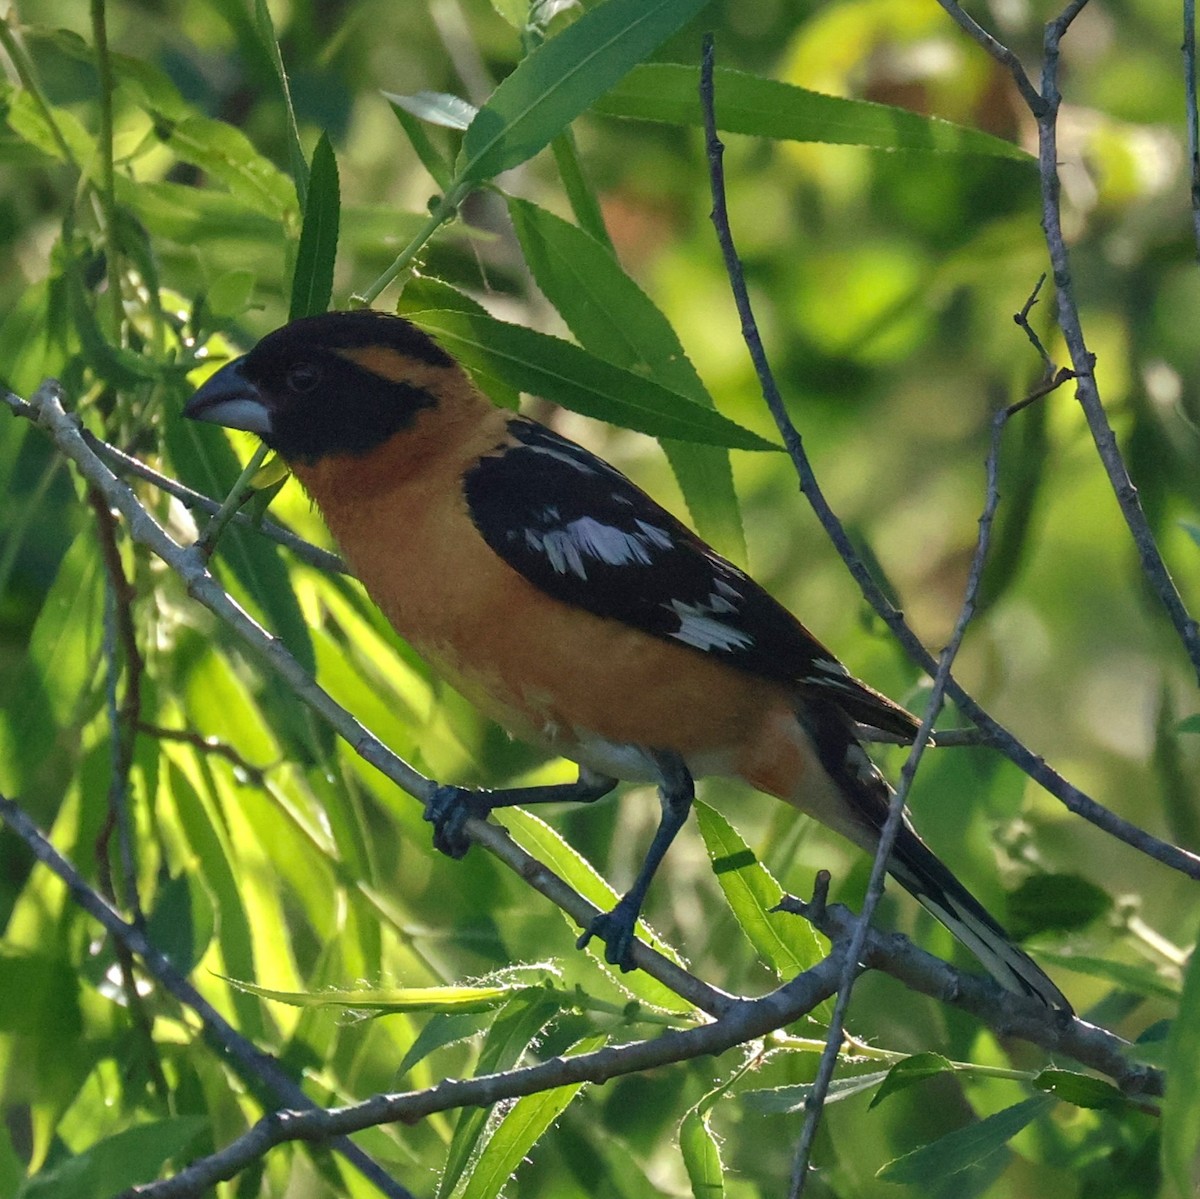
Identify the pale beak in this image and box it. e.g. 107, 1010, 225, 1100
184, 358, 273, 436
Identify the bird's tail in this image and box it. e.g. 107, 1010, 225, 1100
886, 820, 1072, 1012
795, 701, 1071, 1012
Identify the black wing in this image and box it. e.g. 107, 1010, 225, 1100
464, 419, 917, 737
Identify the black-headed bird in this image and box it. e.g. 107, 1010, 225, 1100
185, 308, 1070, 1011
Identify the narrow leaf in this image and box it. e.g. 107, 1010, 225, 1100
289, 132, 340, 321
439, 989, 560, 1199
680, 1107, 724, 1199
457, 0, 710, 182
497, 807, 690, 1013
597, 64, 1033, 160
743, 1071, 892, 1115
409, 308, 777, 450
1032, 1069, 1125, 1111
1163, 941, 1200, 1197
383, 89, 477, 131
225, 978, 514, 1013
253, 0, 308, 206
386, 100, 454, 189
460, 1033, 607, 1199
506, 196, 745, 556
868, 1052, 955, 1110
693, 801, 827, 992
878, 1096, 1054, 1184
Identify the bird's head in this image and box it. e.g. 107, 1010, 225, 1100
184, 310, 462, 464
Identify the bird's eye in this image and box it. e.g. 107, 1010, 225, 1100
286, 363, 321, 393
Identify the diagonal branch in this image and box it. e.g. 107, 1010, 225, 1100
3, 380, 733, 1020
698, 37, 1200, 883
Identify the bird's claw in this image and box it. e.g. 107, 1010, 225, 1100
423, 785, 488, 859
576, 898, 639, 972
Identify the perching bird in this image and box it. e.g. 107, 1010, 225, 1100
185, 308, 1070, 1011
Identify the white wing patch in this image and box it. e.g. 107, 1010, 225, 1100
669, 599, 755, 652
526, 516, 674, 579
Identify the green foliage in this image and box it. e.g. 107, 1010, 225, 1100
0, 0, 1196, 1195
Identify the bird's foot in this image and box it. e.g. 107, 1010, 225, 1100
423, 786, 491, 859
576, 896, 640, 972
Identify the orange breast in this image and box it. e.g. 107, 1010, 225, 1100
291, 430, 794, 767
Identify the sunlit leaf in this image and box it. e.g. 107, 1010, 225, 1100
597, 64, 1033, 160
456, 0, 710, 182
410, 308, 777, 450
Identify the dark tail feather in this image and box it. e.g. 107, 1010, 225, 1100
888, 823, 1072, 1013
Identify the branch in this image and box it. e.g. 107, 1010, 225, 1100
0, 791, 416, 1199
944, 0, 1200, 679
697, 41, 1200, 883
82, 425, 348, 575
780, 889, 1161, 1098
785, 296, 1054, 1197
3, 380, 733, 1021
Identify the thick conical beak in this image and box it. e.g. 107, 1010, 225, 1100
184, 358, 273, 436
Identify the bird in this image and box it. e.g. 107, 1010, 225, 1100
184, 307, 1071, 1011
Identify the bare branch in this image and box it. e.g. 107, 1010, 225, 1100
0, 791, 416, 1199
780, 890, 1161, 1098
4, 380, 734, 1020
937, 0, 1200, 679
695, 38, 1200, 882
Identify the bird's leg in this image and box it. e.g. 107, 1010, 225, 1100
423, 767, 616, 858
577, 751, 694, 972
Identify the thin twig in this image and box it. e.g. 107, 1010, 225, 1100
1186, 0, 1200, 258
952, 0, 1200, 679
787, 374, 1045, 1196
82, 428, 348, 574
137, 722, 271, 787
0, 792, 416, 1199
121, 898, 1155, 1199
696, 41, 1200, 882
6, 380, 734, 1020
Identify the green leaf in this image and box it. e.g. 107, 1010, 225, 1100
456, 0, 711, 183
742, 1071, 892, 1115
289, 132, 340, 321
145, 873, 215, 977
1005, 872, 1112, 939
877, 1095, 1054, 1183
693, 801, 828, 996
1176, 713, 1200, 734
1032, 1069, 1125, 1111
438, 989, 561, 1199
397, 276, 521, 409
1163, 940, 1200, 1197
383, 89, 477, 131
680, 1106, 724, 1199
868, 1052, 955, 1109
597, 64, 1033, 160
497, 806, 690, 1013
1, 85, 95, 165
409, 309, 777, 450
253, 0, 309, 208
224, 977, 515, 1013
20, 1118, 206, 1199
460, 1033, 607, 1199
395, 1010, 491, 1080
157, 115, 298, 224
506, 195, 745, 557
385, 98, 456, 190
